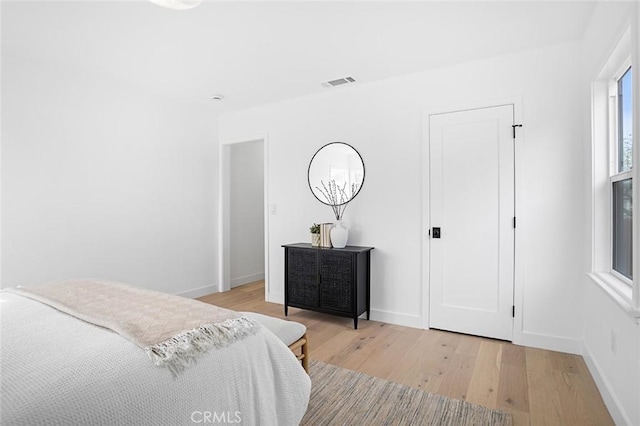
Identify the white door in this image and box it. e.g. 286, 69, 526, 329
429, 105, 515, 341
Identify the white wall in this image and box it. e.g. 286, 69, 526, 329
229, 140, 264, 287
1, 56, 218, 296
581, 2, 640, 425
220, 40, 586, 350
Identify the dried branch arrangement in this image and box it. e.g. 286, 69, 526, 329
315, 180, 359, 220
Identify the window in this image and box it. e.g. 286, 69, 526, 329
610, 66, 633, 282
617, 68, 633, 173
590, 27, 637, 313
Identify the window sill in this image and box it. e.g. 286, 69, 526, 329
588, 272, 640, 322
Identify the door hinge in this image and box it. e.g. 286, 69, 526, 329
512, 124, 523, 138
512, 305, 515, 318
513, 217, 516, 229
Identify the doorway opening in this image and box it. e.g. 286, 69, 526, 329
218, 138, 268, 298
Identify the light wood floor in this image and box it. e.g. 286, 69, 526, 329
198, 281, 612, 426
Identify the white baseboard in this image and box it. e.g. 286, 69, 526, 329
231, 272, 265, 288
369, 308, 422, 329
582, 342, 630, 425
514, 330, 583, 355
265, 295, 421, 328
177, 284, 218, 299
262, 294, 584, 352
267, 292, 284, 304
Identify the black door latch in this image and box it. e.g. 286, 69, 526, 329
432, 227, 441, 238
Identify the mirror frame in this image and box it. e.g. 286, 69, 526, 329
307, 141, 365, 206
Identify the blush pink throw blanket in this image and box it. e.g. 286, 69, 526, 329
7, 279, 259, 376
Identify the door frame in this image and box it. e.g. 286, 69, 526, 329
421, 97, 525, 344
217, 135, 270, 302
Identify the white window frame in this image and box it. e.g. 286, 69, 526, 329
608, 59, 633, 286
589, 26, 640, 316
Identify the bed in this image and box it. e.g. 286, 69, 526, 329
0, 281, 311, 425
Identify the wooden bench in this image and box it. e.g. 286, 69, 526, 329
241, 312, 309, 373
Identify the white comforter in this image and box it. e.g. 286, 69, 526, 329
0, 292, 311, 425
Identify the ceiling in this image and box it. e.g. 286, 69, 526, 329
1, 1, 597, 112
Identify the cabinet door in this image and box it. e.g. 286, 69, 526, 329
287, 249, 319, 307
319, 251, 353, 313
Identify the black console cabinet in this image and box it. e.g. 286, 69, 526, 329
283, 243, 374, 329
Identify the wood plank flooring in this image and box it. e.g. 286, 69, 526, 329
198, 281, 612, 426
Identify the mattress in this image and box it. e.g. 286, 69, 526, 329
0, 291, 311, 425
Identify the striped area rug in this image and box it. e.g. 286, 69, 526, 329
302, 360, 512, 426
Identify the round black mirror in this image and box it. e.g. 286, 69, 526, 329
308, 142, 365, 206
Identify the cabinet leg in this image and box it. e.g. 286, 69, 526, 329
354, 317, 358, 329
367, 309, 370, 320
285, 305, 288, 316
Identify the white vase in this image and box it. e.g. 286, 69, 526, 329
330, 220, 349, 248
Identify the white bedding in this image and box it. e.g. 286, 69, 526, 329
0, 292, 311, 425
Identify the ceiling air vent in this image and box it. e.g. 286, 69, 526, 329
322, 76, 356, 88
